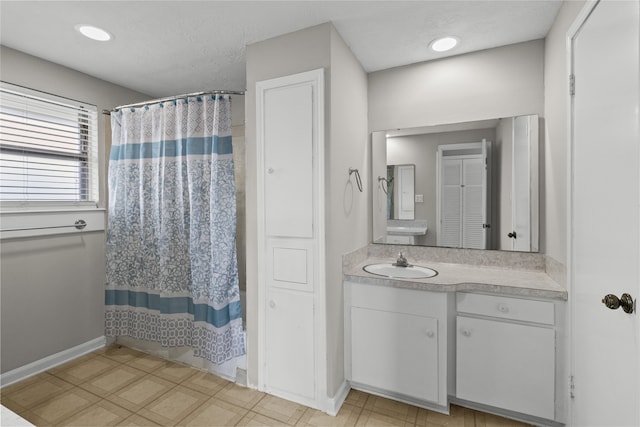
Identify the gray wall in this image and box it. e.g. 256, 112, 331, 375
327, 25, 369, 395
371, 132, 387, 242
0, 46, 149, 373
245, 23, 369, 396
368, 40, 545, 132
245, 23, 332, 391
0, 47, 248, 374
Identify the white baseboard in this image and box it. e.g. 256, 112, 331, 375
0, 336, 106, 388
326, 381, 350, 416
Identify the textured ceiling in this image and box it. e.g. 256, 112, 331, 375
0, 1, 562, 98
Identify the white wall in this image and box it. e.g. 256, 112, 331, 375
0, 46, 150, 373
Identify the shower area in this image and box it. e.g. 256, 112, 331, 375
104, 91, 247, 381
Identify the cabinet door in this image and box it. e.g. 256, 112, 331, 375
351, 307, 438, 402
263, 83, 314, 239
265, 290, 315, 400
456, 316, 555, 419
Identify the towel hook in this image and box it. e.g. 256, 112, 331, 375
378, 176, 389, 194
349, 168, 363, 192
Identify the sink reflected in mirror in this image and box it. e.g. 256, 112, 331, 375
363, 263, 438, 279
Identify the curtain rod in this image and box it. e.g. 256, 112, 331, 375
112, 89, 246, 112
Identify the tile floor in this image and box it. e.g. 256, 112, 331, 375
1, 345, 532, 426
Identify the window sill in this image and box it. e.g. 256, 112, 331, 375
0, 208, 106, 240
0, 200, 101, 212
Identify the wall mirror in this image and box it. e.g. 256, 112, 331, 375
372, 114, 539, 252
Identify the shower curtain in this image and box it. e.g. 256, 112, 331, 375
105, 95, 244, 365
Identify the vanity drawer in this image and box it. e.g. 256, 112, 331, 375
456, 293, 554, 325
349, 282, 447, 318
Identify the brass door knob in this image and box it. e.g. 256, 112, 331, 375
602, 293, 635, 313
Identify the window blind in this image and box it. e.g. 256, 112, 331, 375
0, 83, 99, 204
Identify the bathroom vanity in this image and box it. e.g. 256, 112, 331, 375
346, 283, 453, 409
343, 247, 567, 426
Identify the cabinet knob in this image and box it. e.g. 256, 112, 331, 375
269, 300, 276, 309
461, 328, 471, 337
267, 167, 275, 174
497, 303, 509, 313
425, 330, 435, 338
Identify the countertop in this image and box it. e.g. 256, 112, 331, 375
344, 257, 568, 300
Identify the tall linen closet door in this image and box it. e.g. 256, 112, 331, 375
256, 69, 326, 410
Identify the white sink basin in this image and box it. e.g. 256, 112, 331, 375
386, 225, 428, 236
363, 263, 438, 279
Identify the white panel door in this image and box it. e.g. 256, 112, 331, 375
457, 316, 555, 419
351, 307, 439, 402
264, 84, 313, 238
570, 1, 640, 425
265, 289, 315, 400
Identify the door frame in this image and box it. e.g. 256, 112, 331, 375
566, 3, 599, 425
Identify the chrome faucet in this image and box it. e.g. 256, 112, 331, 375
393, 252, 410, 267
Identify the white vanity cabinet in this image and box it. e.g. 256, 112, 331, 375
455, 292, 556, 420
345, 281, 452, 411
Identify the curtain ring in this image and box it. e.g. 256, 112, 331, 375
349, 168, 363, 192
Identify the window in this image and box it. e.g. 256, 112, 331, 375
0, 82, 99, 206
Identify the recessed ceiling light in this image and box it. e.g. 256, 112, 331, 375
75, 24, 112, 42
430, 36, 459, 52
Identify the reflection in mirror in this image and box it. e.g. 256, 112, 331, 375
372, 115, 539, 252
386, 164, 415, 220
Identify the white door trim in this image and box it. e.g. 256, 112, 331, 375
566, 3, 600, 425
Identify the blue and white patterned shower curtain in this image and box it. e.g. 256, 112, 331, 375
105, 95, 245, 365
